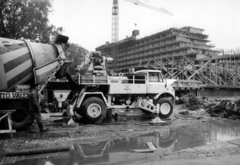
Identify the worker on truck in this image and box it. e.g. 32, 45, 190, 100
28, 84, 48, 133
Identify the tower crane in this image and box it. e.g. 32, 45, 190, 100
112, 0, 172, 43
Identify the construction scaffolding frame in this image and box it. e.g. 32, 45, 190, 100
140, 49, 240, 88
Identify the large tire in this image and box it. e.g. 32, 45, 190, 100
6, 102, 34, 131
80, 97, 107, 123
157, 98, 173, 119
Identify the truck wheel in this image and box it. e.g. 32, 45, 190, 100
157, 99, 173, 119
158, 129, 176, 148
7, 102, 34, 131
81, 97, 106, 123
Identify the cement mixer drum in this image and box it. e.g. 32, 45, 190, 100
0, 37, 59, 91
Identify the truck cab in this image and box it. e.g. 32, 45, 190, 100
135, 70, 175, 98
108, 69, 175, 100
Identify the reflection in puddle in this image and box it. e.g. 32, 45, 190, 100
2, 119, 240, 165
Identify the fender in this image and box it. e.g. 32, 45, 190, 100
76, 92, 108, 109
153, 92, 175, 100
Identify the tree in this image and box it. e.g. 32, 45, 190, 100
0, 0, 62, 43
65, 43, 89, 75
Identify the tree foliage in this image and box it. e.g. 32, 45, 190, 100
66, 43, 89, 75
0, 0, 62, 43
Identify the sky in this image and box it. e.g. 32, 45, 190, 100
49, 0, 240, 51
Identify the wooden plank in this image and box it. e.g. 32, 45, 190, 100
146, 142, 156, 151
0, 110, 16, 134
7, 115, 12, 131
131, 149, 154, 153
0, 113, 9, 121
0, 110, 15, 113
0, 130, 16, 133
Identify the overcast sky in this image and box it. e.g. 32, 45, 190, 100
49, 0, 240, 51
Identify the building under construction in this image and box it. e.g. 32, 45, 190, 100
97, 26, 217, 72
96, 26, 240, 96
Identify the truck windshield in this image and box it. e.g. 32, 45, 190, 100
149, 72, 163, 82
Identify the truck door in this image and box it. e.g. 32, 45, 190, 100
147, 72, 165, 94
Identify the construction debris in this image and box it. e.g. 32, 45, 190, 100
206, 100, 240, 119
181, 94, 240, 119
179, 110, 189, 115
177, 92, 240, 120
177, 93, 212, 111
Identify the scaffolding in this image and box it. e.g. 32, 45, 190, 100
141, 49, 240, 88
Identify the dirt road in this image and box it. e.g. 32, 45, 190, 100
1, 105, 240, 165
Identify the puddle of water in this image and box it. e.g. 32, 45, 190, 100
2, 119, 240, 165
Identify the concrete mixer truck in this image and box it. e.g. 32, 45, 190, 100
0, 35, 71, 130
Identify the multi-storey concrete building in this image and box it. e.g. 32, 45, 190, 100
96, 26, 217, 72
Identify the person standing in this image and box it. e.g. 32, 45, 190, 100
29, 84, 48, 133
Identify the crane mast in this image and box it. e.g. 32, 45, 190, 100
112, 0, 119, 43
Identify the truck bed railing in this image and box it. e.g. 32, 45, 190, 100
79, 74, 147, 85
80, 75, 108, 84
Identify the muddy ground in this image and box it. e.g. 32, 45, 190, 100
1, 105, 240, 165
